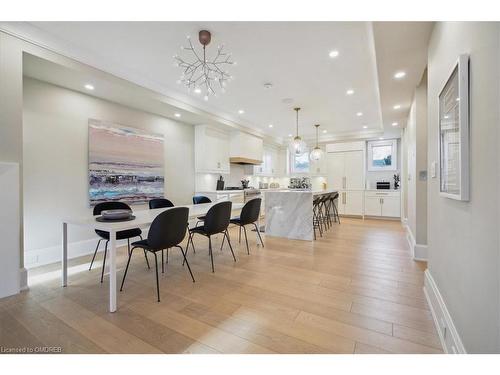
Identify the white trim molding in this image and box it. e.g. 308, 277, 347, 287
423, 269, 466, 354
19, 268, 28, 291
404, 223, 428, 261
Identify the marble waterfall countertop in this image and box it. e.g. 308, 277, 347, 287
263, 189, 337, 241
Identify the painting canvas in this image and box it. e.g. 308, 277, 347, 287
88, 120, 164, 205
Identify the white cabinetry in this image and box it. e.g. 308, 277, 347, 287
253, 145, 281, 176
229, 131, 263, 164
364, 191, 401, 218
326, 148, 364, 216
195, 125, 230, 174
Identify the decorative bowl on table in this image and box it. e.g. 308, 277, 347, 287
100, 209, 133, 220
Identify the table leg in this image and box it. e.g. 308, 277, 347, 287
62, 222, 68, 287
109, 229, 117, 313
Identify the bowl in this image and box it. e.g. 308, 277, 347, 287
100, 209, 132, 220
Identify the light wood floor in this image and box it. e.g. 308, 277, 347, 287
0, 218, 442, 354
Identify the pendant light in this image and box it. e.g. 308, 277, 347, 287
289, 107, 306, 155
310, 124, 324, 161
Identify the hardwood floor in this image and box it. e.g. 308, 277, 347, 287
0, 218, 442, 354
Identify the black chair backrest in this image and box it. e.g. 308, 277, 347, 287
93, 201, 131, 216
149, 198, 174, 209
204, 201, 232, 235
147, 207, 189, 250
239, 198, 261, 225
193, 195, 212, 205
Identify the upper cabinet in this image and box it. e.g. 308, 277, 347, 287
251, 144, 288, 177
229, 131, 263, 164
195, 125, 230, 174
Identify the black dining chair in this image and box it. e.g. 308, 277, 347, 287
185, 201, 236, 272
149, 198, 174, 209
149, 198, 176, 265
192, 195, 212, 227
90, 201, 150, 283
120, 207, 195, 302
223, 198, 264, 255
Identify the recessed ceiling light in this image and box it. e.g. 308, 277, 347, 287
268, 124, 273, 128
363, 125, 368, 129
393, 104, 401, 110
356, 112, 363, 117
392, 122, 398, 126
238, 109, 245, 114
394, 71, 406, 79
194, 88, 201, 94
329, 50, 339, 58
174, 113, 181, 118
288, 133, 293, 137
346, 89, 354, 95
322, 130, 327, 134
84, 84, 94, 90
379, 137, 384, 140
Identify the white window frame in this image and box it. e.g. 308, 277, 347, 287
289, 146, 310, 174
367, 139, 397, 171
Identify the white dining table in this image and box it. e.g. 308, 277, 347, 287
61, 202, 244, 312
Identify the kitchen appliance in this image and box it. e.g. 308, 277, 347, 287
259, 182, 269, 189
270, 182, 280, 189
244, 188, 261, 203
224, 186, 242, 190
376, 181, 391, 190
216, 175, 225, 191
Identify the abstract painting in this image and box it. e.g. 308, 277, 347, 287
88, 119, 164, 205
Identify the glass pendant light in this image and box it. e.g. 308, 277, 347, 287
289, 107, 307, 155
310, 124, 324, 161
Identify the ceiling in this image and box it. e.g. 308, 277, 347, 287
1, 21, 433, 141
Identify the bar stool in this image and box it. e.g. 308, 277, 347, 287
313, 196, 324, 240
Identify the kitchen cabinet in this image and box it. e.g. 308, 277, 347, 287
337, 190, 364, 216
195, 125, 230, 174
229, 131, 263, 164
275, 148, 288, 176
254, 146, 280, 176
364, 191, 401, 218
326, 150, 364, 216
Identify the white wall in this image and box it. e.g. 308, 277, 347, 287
426, 22, 500, 353
23, 77, 195, 267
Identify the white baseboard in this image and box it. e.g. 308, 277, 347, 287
404, 223, 428, 261
423, 269, 466, 354
19, 267, 28, 291
24, 233, 148, 269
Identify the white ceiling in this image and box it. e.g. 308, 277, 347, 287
1, 21, 433, 141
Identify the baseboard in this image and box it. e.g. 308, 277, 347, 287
404, 224, 428, 261
24, 231, 149, 269
19, 267, 28, 291
423, 269, 466, 354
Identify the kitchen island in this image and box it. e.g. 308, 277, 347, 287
264, 189, 337, 241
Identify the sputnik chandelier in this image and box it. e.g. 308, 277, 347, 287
174, 30, 235, 101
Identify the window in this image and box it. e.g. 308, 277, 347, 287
290, 147, 310, 174
367, 139, 397, 171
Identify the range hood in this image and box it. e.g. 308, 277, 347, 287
229, 131, 263, 165
229, 157, 262, 165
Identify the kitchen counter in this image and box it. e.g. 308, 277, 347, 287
264, 189, 337, 241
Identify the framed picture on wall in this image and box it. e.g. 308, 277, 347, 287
438, 54, 469, 201
367, 139, 397, 171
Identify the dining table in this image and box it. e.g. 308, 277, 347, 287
61, 202, 245, 312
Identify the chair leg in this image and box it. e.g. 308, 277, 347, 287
220, 232, 225, 251
153, 252, 160, 302
208, 236, 215, 273
120, 246, 136, 291
224, 230, 236, 262
242, 225, 249, 255
100, 241, 108, 283
183, 232, 194, 266
143, 249, 151, 269
161, 250, 164, 273
166, 248, 169, 263
253, 223, 264, 247
89, 239, 101, 271
127, 238, 131, 256
239, 225, 242, 243
177, 245, 195, 283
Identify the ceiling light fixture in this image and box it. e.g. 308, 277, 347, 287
322, 130, 327, 134
392, 122, 398, 126
363, 125, 368, 129
268, 124, 273, 128
393, 104, 401, 110
174, 113, 181, 118
84, 84, 95, 90
194, 88, 201, 94
356, 112, 363, 117
310, 124, 324, 161
379, 137, 384, 140
329, 50, 339, 58
394, 71, 406, 79
238, 109, 245, 114
346, 89, 354, 95
288, 107, 306, 155
174, 30, 235, 100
